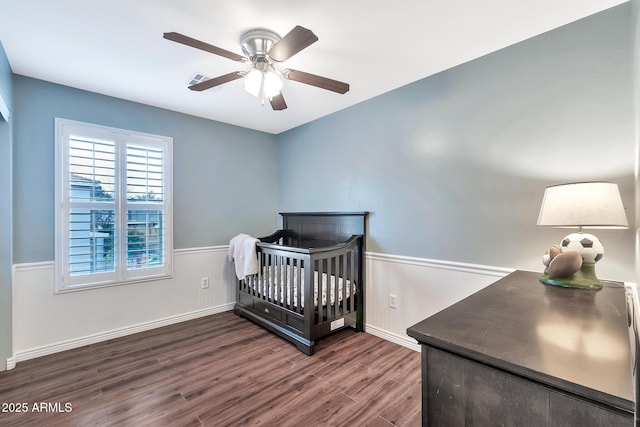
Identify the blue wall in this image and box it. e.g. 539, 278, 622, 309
278, 3, 636, 280
0, 40, 13, 369
12, 76, 279, 263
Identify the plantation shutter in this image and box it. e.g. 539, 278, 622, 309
123, 139, 169, 280
56, 119, 172, 291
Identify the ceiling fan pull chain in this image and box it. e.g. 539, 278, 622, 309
259, 72, 266, 106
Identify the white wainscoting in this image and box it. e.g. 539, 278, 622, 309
365, 252, 514, 351
10, 247, 514, 367
12, 246, 235, 364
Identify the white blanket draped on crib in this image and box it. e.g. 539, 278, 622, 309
228, 234, 260, 280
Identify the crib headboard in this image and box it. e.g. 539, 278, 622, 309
281, 212, 368, 248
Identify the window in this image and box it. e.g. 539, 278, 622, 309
55, 118, 173, 292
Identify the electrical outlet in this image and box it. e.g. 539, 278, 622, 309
389, 294, 397, 309
201, 277, 210, 289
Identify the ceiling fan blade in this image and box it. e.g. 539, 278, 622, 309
269, 92, 287, 111
163, 32, 246, 62
283, 69, 350, 94
188, 72, 244, 91
267, 26, 318, 62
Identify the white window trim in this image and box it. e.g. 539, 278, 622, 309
54, 118, 173, 293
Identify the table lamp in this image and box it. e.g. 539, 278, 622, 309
537, 182, 628, 289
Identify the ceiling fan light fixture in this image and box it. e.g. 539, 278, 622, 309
263, 70, 283, 98
243, 68, 282, 100
243, 68, 262, 97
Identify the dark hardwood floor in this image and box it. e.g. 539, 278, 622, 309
0, 311, 421, 426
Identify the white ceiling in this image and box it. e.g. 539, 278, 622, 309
0, 0, 627, 134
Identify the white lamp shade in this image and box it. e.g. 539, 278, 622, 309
537, 182, 628, 229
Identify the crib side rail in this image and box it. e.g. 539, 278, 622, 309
239, 243, 310, 316
255, 234, 360, 255
257, 229, 286, 244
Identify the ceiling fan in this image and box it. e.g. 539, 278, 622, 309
163, 26, 350, 111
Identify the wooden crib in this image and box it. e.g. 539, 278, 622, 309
234, 212, 367, 355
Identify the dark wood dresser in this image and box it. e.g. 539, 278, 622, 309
407, 270, 634, 426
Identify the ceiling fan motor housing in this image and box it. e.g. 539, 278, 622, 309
241, 29, 281, 66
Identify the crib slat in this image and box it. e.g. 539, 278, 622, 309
297, 259, 303, 314
278, 256, 287, 307
349, 249, 355, 313
327, 258, 331, 320
275, 256, 287, 306
275, 255, 280, 305
288, 259, 294, 310
320, 259, 325, 322
322, 259, 328, 322
257, 253, 262, 298
270, 253, 275, 301
261, 253, 265, 299
340, 254, 346, 317
325, 257, 331, 321
270, 254, 275, 304
279, 255, 284, 307
318, 259, 322, 323
277, 255, 281, 304
271, 254, 275, 303
330, 256, 336, 320
266, 253, 272, 301
261, 252, 266, 297
254, 253, 260, 297
282, 255, 287, 307
284, 256, 288, 308
324, 258, 329, 320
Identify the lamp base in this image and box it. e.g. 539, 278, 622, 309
539, 263, 602, 290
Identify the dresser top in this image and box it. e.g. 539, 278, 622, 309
407, 270, 634, 412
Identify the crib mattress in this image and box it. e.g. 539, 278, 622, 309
248, 266, 356, 307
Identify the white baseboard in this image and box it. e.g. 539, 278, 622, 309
14, 303, 234, 363
366, 324, 421, 352
6, 356, 16, 370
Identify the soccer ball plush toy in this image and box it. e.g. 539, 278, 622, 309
560, 233, 604, 264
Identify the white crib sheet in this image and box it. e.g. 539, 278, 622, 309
250, 265, 356, 307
